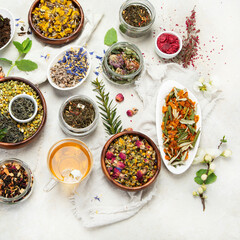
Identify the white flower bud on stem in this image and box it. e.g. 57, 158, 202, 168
210, 163, 215, 171
221, 149, 232, 158
201, 174, 208, 181
198, 187, 203, 194
193, 191, 198, 196
204, 154, 212, 162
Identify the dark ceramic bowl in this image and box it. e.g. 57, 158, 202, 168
28, 0, 84, 45
0, 77, 47, 149
101, 131, 161, 191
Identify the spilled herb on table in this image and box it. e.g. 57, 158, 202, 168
92, 78, 123, 135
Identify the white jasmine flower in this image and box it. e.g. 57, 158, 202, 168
198, 187, 203, 194
221, 149, 232, 158
210, 163, 216, 171
201, 174, 208, 181
204, 154, 213, 163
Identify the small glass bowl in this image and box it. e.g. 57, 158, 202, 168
0, 158, 34, 204
59, 95, 99, 137
119, 0, 156, 38
102, 42, 144, 86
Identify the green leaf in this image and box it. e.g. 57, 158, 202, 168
0, 128, 7, 141
220, 135, 227, 143
15, 60, 38, 72
13, 41, 24, 54
0, 58, 12, 64
22, 38, 32, 54
194, 176, 203, 185
104, 28, 118, 46
196, 169, 207, 177
205, 173, 217, 184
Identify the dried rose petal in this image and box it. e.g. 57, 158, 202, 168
106, 151, 114, 160
117, 161, 125, 169
115, 93, 124, 103
119, 152, 126, 160
124, 128, 133, 131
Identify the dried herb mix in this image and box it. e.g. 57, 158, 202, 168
108, 46, 140, 75
0, 80, 43, 141
11, 97, 35, 120
63, 99, 95, 129
122, 5, 151, 27
50, 48, 89, 88
0, 161, 28, 198
0, 14, 11, 48
32, 0, 81, 39
105, 134, 157, 187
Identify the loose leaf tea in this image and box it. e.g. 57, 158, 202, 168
63, 99, 95, 129
104, 134, 157, 187
11, 97, 35, 120
0, 161, 29, 199
0, 114, 24, 143
0, 14, 11, 48
122, 5, 151, 27
104, 28, 118, 46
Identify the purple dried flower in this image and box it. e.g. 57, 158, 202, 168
109, 54, 124, 69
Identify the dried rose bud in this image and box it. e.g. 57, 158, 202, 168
124, 128, 133, 131
136, 170, 143, 182
117, 161, 125, 169
115, 93, 124, 102
106, 151, 114, 160
135, 140, 143, 148
113, 168, 120, 178
127, 110, 133, 117
119, 152, 126, 160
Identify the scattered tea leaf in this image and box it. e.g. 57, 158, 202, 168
15, 60, 38, 72
104, 28, 118, 46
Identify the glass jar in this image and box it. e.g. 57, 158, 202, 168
119, 0, 156, 38
0, 158, 34, 204
59, 95, 99, 137
102, 42, 144, 85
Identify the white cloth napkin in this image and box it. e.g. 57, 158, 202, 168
71, 62, 222, 228
0, 2, 103, 84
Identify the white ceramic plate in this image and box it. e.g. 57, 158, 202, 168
0, 8, 15, 51
47, 45, 91, 91
156, 80, 201, 174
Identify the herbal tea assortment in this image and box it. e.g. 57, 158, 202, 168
0, 0, 232, 213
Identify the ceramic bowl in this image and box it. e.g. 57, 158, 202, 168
28, 0, 84, 45
47, 46, 91, 91
0, 77, 47, 149
155, 31, 182, 59
101, 131, 161, 191
0, 8, 15, 51
9, 94, 38, 123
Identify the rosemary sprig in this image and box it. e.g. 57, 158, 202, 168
92, 78, 123, 135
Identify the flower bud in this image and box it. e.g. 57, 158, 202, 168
221, 149, 232, 158
115, 93, 124, 103
210, 163, 215, 171
198, 187, 203, 194
201, 184, 207, 191
203, 195, 207, 199
204, 154, 212, 162
201, 174, 207, 181
192, 191, 198, 196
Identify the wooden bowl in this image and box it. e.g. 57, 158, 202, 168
28, 0, 84, 45
0, 77, 47, 149
101, 131, 161, 191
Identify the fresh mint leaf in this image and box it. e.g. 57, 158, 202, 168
104, 28, 118, 46
22, 38, 32, 54
205, 173, 217, 184
15, 60, 38, 72
0, 58, 12, 64
194, 176, 203, 185
13, 41, 24, 54
196, 169, 207, 177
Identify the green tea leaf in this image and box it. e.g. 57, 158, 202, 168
15, 60, 38, 72
104, 28, 118, 46
0, 58, 12, 64
22, 38, 32, 53
13, 41, 24, 54
205, 173, 217, 184
196, 169, 207, 177
194, 176, 203, 185
0, 128, 7, 141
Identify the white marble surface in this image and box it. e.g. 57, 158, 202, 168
0, 0, 240, 239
